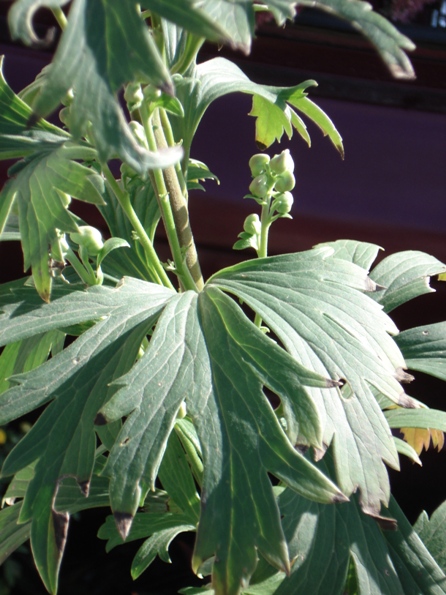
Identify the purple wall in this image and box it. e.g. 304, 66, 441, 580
192, 91, 446, 234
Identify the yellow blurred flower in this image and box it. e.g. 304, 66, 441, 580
400, 427, 445, 456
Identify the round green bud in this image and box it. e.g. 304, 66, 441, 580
143, 84, 162, 102
270, 149, 294, 175
70, 226, 104, 257
59, 192, 72, 208
129, 121, 147, 149
273, 191, 294, 215
275, 170, 295, 193
249, 174, 270, 199
59, 107, 71, 128
124, 82, 144, 112
61, 88, 74, 107
249, 153, 270, 177
243, 213, 261, 235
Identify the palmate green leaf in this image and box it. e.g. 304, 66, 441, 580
131, 525, 196, 579
148, 0, 297, 55
0, 457, 112, 566
193, 0, 255, 53
143, 0, 229, 46
0, 278, 174, 593
414, 501, 446, 573
298, 0, 415, 79
98, 286, 344, 595
209, 247, 406, 517
249, 95, 294, 149
150, 0, 289, 55
3, 457, 111, 514
384, 497, 446, 594
280, 87, 344, 156
0, 276, 338, 593
395, 322, 446, 381
98, 178, 161, 282
0, 56, 68, 160
385, 408, 446, 434
3, 145, 106, 301
158, 429, 201, 524
0, 331, 61, 395
0, 502, 31, 566
314, 239, 382, 271
8, 0, 181, 172
98, 508, 195, 556
370, 251, 446, 313
392, 436, 421, 465
199, 0, 297, 51
172, 57, 343, 167
99, 427, 201, 582
262, 480, 446, 594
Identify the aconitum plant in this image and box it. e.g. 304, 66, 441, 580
1, 2, 446, 595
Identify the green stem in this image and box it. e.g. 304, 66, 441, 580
254, 201, 272, 328
159, 108, 188, 198
142, 107, 202, 292
171, 33, 205, 75
51, 7, 67, 30
101, 163, 174, 290
65, 247, 97, 286
258, 202, 271, 260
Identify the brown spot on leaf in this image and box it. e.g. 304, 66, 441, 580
114, 512, 133, 540
332, 492, 349, 504
27, 112, 41, 129
78, 480, 90, 497
94, 412, 107, 426
52, 509, 69, 554
395, 367, 415, 383
373, 515, 398, 531
398, 393, 419, 408
160, 81, 175, 98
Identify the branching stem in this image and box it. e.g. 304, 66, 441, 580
254, 201, 271, 328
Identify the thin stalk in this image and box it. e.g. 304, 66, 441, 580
171, 33, 205, 75
258, 202, 271, 260
142, 107, 202, 292
101, 163, 174, 290
51, 7, 67, 30
65, 247, 97, 286
254, 201, 272, 328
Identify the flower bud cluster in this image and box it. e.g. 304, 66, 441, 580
234, 149, 296, 253
247, 149, 295, 216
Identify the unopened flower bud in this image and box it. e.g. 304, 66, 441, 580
275, 170, 295, 193
270, 149, 294, 175
249, 174, 270, 199
129, 121, 147, 149
124, 82, 144, 112
243, 213, 261, 235
70, 226, 104, 257
249, 154, 270, 177
273, 192, 294, 215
